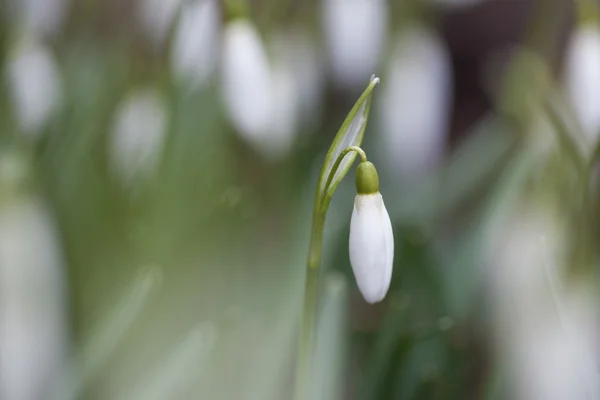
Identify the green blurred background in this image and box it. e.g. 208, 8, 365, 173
2, 0, 600, 399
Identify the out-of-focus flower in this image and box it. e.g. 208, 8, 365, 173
7, 0, 68, 37
485, 204, 600, 400
221, 19, 275, 156
6, 39, 63, 137
0, 194, 69, 400
138, 0, 182, 49
170, 0, 220, 88
565, 23, 600, 144
322, 0, 388, 89
377, 26, 452, 183
109, 87, 168, 188
349, 161, 394, 304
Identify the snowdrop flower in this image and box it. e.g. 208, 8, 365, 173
6, 39, 63, 137
565, 23, 600, 144
322, 0, 388, 89
221, 19, 274, 157
109, 87, 168, 188
378, 26, 452, 183
349, 160, 394, 303
138, 0, 182, 49
170, 0, 220, 88
0, 195, 69, 400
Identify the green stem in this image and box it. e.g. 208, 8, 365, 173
294, 213, 324, 400
295, 145, 367, 400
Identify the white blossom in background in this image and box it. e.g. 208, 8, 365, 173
6, 40, 63, 137
322, 0, 388, 89
221, 20, 275, 157
109, 88, 168, 187
7, 0, 68, 38
485, 205, 600, 400
138, 0, 182, 49
170, 0, 220, 88
377, 26, 452, 183
565, 24, 600, 144
0, 196, 69, 400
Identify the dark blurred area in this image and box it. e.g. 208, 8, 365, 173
1, 0, 600, 399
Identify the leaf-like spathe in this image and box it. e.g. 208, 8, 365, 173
315, 76, 380, 211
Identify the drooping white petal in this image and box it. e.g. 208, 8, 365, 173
349, 193, 394, 303
109, 87, 168, 188
6, 40, 63, 137
378, 26, 452, 183
0, 197, 69, 400
221, 20, 273, 153
565, 25, 600, 144
170, 0, 220, 88
322, 0, 388, 89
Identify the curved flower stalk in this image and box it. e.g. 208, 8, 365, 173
565, 11, 600, 145
108, 87, 168, 189
6, 38, 63, 137
295, 77, 387, 400
377, 25, 452, 184
170, 0, 220, 88
322, 0, 388, 89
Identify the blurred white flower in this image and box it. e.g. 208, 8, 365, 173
109, 88, 168, 187
221, 20, 275, 156
485, 205, 600, 400
138, 0, 182, 48
0, 197, 69, 400
322, 0, 388, 89
349, 191, 394, 304
565, 24, 600, 144
6, 40, 63, 137
8, 0, 68, 37
377, 26, 452, 183
170, 0, 220, 88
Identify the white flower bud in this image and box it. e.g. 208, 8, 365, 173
349, 192, 394, 304
6, 40, 63, 137
378, 26, 452, 183
170, 0, 220, 88
565, 24, 600, 143
221, 20, 274, 154
0, 197, 69, 400
109, 87, 168, 188
322, 0, 388, 89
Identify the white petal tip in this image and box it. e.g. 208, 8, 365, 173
370, 75, 380, 85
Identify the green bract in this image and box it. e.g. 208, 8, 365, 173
313, 75, 380, 217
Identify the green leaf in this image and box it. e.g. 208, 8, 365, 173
314, 76, 380, 212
